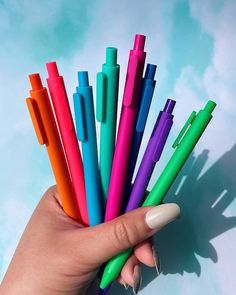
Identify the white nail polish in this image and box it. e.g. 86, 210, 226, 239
145, 203, 180, 230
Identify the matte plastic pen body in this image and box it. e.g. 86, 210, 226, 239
26, 74, 80, 220
74, 71, 103, 226
122, 63, 157, 210
97, 47, 120, 205
100, 100, 216, 288
105, 34, 146, 221
126, 99, 175, 212
46, 62, 88, 226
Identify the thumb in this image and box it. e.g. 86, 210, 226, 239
79, 203, 180, 265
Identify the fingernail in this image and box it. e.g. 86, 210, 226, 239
152, 245, 161, 276
145, 203, 180, 230
133, 265, 142, 294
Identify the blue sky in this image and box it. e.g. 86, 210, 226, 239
0, 0, 236, 294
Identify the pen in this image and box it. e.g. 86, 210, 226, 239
26, 73, 80, 220
126, 98, 175, 212
97, 47, 120, 205
73, 71, 103, 226
100, 100, 216, 288
105, 34, 146, 221
122, 63, 157, 210
46, 62, 88, 226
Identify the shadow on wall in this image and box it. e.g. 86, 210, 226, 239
110, 144, 236, 293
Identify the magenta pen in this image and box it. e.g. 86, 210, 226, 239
105, 34, 146, 221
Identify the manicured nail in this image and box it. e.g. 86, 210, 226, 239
133, 265, 142, 294
145, 203, 180, 230
152, 245, 161, 276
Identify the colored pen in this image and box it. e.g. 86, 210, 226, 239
126, 98, 175, 212
97, 47, 120, 205
26, 74, 80, 220
105, 34, 146, 221
73, 71, 103, 226
122, 63, 157, 210
100, 100, 216, 288
46, 62, 88, 226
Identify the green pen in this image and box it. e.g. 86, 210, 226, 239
97, 47, 120, 205
100, 100, 216, 289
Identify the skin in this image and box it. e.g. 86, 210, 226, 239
0, 186, 163, 294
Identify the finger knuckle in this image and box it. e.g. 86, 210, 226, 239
112, 220, 135, 250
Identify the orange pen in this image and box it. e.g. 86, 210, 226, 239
26, 73, 81, 221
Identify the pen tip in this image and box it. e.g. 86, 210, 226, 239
164, 99, 176, 114
29, 73, 43, 91
78, 71, 89, 87
204, 100, 216, 113
133, 34, 146, 51
46, 61, 59, 78
144, 64, 157, 80
106, 47, 117, 66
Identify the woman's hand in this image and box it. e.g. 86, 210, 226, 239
0, 186, 180, 294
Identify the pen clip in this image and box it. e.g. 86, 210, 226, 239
73, 93, 86, 141
136, 83, 155, 132
123, 54, 139, 107
172, 111, 196, 148
152, 117, 173, 162
54, 83, 73, 132
96, 72, 106, 122
26, 98, 47, 145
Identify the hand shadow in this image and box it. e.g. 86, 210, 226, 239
110, 143, 236, 293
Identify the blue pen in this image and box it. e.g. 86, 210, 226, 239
122, 63, 157, 210
73, 71, 103, 226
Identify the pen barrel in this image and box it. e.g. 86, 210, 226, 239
47, 76, 88, 226
143, 110, 213, 207
29, 89, 80, 220
122, 77, 156, 210
122, 131, 143, 210
100, 64, 120, 203
126, 153, 155, 212
75, 86, 103, 226
105, 107, 137, 221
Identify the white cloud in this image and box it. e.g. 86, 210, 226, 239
169, 0, 236, 165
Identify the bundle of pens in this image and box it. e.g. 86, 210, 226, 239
26, 34, 216, 293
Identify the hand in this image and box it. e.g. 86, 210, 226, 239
0, 186, 180, 295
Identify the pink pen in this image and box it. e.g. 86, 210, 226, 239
105, 34, 146, 221
46, 62, 89, 226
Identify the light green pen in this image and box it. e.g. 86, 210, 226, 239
100, 100, 216, 289
97, 47, 120, 205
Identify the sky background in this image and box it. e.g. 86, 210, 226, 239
0, 0, 236, 294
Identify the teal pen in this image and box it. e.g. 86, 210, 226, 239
100, 100, 216, 289
73, 71, 103, 226
97, 48, 120, 205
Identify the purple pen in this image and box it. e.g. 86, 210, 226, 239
125, 99, 176, 212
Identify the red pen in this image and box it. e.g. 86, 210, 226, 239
46, 62, 89, 226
